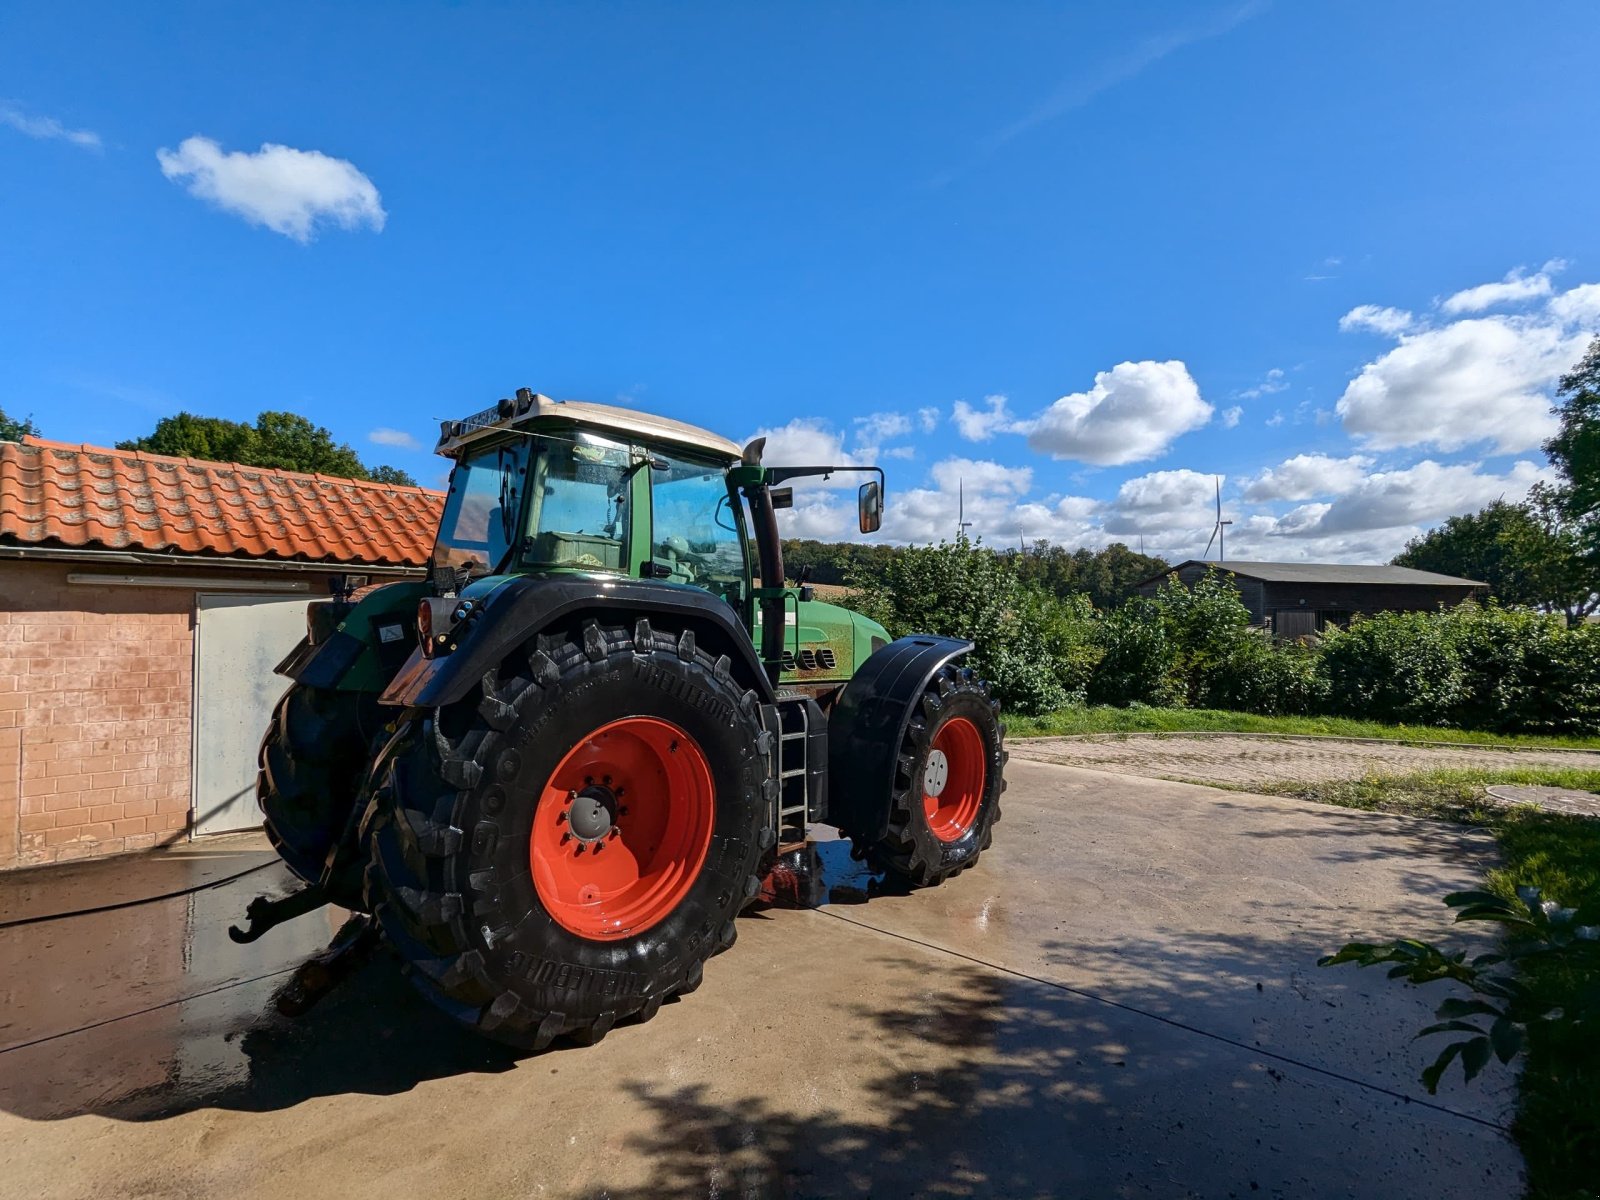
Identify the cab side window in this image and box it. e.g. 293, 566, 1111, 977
650, 456, 746, 604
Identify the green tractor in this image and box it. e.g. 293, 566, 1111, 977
241, 390, 1006, 1048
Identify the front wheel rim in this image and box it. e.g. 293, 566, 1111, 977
923, 716, 986, 843
530, 717, 715, 940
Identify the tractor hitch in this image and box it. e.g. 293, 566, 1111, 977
228, 882, 329, 944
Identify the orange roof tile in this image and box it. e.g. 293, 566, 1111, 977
1, 438, 444, 567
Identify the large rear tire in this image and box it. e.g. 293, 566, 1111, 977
362, 617, 772, 1050
257, 683, 382, 908
843, 663, 1005, 887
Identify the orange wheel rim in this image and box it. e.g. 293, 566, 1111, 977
923, 717, 986, 843
530, 717, 715, 941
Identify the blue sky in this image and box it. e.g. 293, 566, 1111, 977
4, 1, 1599, 561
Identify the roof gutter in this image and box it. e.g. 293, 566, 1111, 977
0, 543, 425, 577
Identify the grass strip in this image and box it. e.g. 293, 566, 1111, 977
1010, 705, 1600, 751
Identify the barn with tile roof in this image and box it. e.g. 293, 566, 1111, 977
0, 437, 444, 870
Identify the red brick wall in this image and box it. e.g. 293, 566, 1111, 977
0, 561, 196, 867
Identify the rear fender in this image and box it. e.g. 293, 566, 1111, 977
379, 575, 776, 709
279, 580, 432, 693
825, 635, 974, 842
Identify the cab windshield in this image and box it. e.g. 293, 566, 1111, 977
431, 432, 635, 577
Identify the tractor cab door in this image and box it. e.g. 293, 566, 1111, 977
647, 452, 751, 612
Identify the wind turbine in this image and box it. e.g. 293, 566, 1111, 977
957, 478, 973, 540
1203, 476, 1232, 562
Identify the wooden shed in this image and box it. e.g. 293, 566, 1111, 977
1134, 560, 1487, 637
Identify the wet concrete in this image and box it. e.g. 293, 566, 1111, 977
0, 760, 1520, 1198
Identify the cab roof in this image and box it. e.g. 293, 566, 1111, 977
437, 391, 742, 463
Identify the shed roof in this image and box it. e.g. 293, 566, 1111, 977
1, 438, 444, 567
1141, 560, 1487, 588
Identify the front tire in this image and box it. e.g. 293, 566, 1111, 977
844, 663, 1005, 887
362, 618, 772, 1049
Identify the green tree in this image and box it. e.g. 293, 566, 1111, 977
0, 405, 40, 441
369, 464, 419, 487
1393, 490, 1598, 620
118, 409, 416, 485
1547, 335, 1600, 544
1011, 541, 1168, 609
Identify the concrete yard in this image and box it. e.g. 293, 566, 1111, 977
0, 760, 1522, 1199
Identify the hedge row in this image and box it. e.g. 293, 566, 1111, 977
847, 543, 1600, 734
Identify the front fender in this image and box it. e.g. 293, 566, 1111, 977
826, 634, 974, 843
379, 575, 775, 709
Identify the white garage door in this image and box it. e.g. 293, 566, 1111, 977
192, 593, 310, 836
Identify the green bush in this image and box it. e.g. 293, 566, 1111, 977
1318, 610, 1465, 726
1195, 635, 1326, 716
1087, 597, 1182, 707
845, 538, 1071, 715
1153, 571, 1253, 706
1442, 604, 1600, 734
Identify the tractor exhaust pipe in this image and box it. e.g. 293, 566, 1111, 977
740, 437, 787, 688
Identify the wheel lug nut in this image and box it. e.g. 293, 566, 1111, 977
556, 811, 567, 824
602, 775, 612, 786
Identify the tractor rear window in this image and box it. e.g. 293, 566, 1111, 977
432, 441, 531, 577
521, 434, 633, 573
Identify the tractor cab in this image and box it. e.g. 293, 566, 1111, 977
425, 390, 886, 695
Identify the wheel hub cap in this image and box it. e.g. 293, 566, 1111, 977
567, 785, 617, 842
923, 749, 950, 798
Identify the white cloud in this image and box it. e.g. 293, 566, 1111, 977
1338, 313, 1586, 452
1024, 360, 1211, 465
369, 427, 420, 450
1440, 266, 1555, 315
1336, 268, 1600, 454
1239, 367, 1287, 398
853, 411, 911, 444
929, 457, 1032, 496
851, 410, 915, 459
1265, 411, 1284, 427
1339, 305, 1415, 336
157, 135, 386, 242
1101, 468, 1219, 536
1275, 459, 1552, 538
951, 395, 1016, 442
917, 407, 941, 433
1220, 405, 1242, 428
1550, 283, 1600, 325
0, 105, 100, 150
1244, 453, 1373, 502
748, 418, 857, 472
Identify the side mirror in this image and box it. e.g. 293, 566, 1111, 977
858, 480, 883, 534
